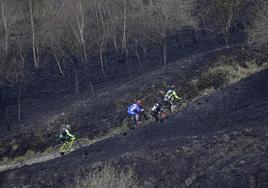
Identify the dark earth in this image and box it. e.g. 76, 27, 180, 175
0, 43, 235, 160
0, 1, 267, 187
0, 0, 263, 162
1, 67, 267, 188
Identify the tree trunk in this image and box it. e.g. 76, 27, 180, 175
123, 50, 131, 76
72, 57, 80, 94
100, 39, 107, 80
29, 0, 38, 67
5, 107, 10, 131
89, 81, 95, 98
135, 39, 142, 71
1, 1, 8, 55
53, 53, 64, 75
162, 39, 167, 68
224, 32, 229, 45
122, 0, 127, 51
141, 43, 147, 72
113, 34, 119, 54
79, 0, 87, 63
82, 63, 95, 98
74, 65, 80, 94
17, 82, 21, 122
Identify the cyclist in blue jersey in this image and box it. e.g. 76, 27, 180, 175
127, 100, 144, 125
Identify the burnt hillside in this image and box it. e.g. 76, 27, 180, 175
0, 0, 264, 126
1, 68, 267, 188
0, 1, 267, 187
1, 43, 266, 163
0, 0, 266, 161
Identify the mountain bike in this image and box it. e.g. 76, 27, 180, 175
151, 103, 169, 122
53, 137, 81, 157
121, 110, 153, 130
158, 106, 169, 122
163, 98, 183, 113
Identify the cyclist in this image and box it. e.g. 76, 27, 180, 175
59, 124, 75, 154
151, 99, 167, 122
127, 100, 144, 125
164, 85, 182, 112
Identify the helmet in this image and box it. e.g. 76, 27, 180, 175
136, 100, 142, 107
66, 124, 71, 130
170, 85, 176, 90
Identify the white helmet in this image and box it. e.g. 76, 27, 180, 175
66, 124, 71, 130
170, 85, 176, 90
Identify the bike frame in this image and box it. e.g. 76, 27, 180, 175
60, 137, 75, 153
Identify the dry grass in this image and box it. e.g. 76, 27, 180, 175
208, 59, 268, 85
76, 164, 139, 188
186, 55, 268, 100
0, 149, 35, 167
248, 1, 268, 44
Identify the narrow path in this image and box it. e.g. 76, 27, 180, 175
0, 129, 122, 172
0, 154, 57, 172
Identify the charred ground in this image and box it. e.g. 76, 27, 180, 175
0, 0, 267, 164
0, 1, 267, 187
1, 67, 267, 188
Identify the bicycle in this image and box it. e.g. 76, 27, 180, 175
53, 137, 81, 157
158, 106, 169, 122
163, 98, 184, 113
121, 110, 153, 130
151, 102, 169, 122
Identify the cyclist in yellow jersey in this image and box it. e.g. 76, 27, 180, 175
59, 124, 75, 142
58, 124, 76, 155
164, 85, 182, 111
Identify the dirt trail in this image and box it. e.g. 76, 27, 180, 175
0, 131, 122, 172
0, 154, 57, 172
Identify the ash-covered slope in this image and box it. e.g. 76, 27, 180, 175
1, 69, 268, 188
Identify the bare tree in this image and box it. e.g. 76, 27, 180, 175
28, 0, 38, 67
134, 0, 197, 67
199, 0, 242, 45
0, 0, 198, 91
1, 0, 8, 55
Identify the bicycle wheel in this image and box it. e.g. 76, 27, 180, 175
171, 103, 180, 112
121, 117, 135, 130
159, 110, 168, 122
162, 103, 172, 113
143, 112, 153, 121
55, 142, 71, 156
75, 137, 90, 147
72, 139, 82, 149
138, 112, 153, 127
53, 144, 62, 157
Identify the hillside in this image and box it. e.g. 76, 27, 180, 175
1, 68, 267, 188
0, 0, 268, 187
0, 43, 266, 165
